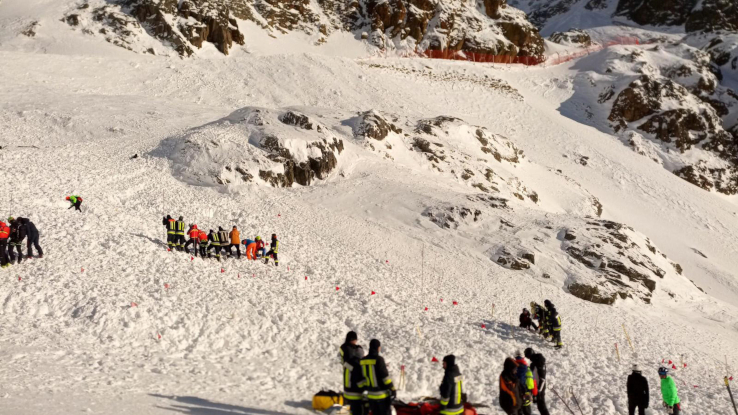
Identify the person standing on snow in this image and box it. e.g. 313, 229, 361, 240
175, 216, 186, 251
243, 238, 256, 260
0, 220, 10, 268
184, 224, 200, 256
264, 234, 279, 266
545, 301, 563, 349
197, 229, 208, 257
524, 348, 550, 415
439, 355, 464, 415
66, 195, 83, 212
627, 364, 649, 415
659, 367, 680, 414
514, 352, 535, 415
530, 302, 547, 339
499, 357, 522, 415
217, 227, 229, 258
7, 217, 25, 264
164, 215, 176, 250
227, 226, 241, 259
23, 218, 43, 259
360, 339, 396, 415
519, 308, 537, 331
340, 331, 366, 415
208, 229, 222, 261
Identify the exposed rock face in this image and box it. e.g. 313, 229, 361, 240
353, 110, 403, 141
549, 28, 592, 47
423, 205, 482, 229
615, 0, 696, 27
63, 0, 544, 59
156, 107, 343, 189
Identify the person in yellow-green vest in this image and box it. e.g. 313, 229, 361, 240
264, 233, 279, 266
66, 195, 83, 212
207, 229, 222, 261
440, 355, 464, 415
360, 339, 395, 415
515, 352, 536, 415
659, 367, 681, 414
174, 216, 186, 251
545, 300, 563, 349
340, 331, 366, 415
163, 215, 177, 249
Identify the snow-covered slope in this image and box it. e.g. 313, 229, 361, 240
2, 2, 738, 414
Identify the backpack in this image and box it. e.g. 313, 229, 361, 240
312, 390, 344, 411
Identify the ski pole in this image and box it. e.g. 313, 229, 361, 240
726, 377, 738, 415
551, 387, 576, 415
572, 392, 585, 415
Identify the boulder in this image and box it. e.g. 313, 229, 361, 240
549, 29, 593, 47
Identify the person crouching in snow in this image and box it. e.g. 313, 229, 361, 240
66, 195, 83, 212
519, 308, 537, 331
659, 367, 680, 414
255, 236, 265, 258
264, 233, 279, 266
439, 355, 464, 415
243, 238, 257, 260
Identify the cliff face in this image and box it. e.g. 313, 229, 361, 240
61, 0, 545, 58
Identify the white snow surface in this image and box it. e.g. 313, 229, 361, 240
2, 2, 738, 415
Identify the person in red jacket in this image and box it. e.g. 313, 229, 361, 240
197, 229, 208, 257
255, 236, 265, 258
184, 224, 200, 256
0, 220, 10, 268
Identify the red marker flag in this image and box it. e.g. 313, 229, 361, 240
424, 307, 428, 311
371, 291, 376, 295
131, 302, 138, 307
305, 276, 308, 280
17, 276, 21, 282
157, 333, 161, 339
221, 268, 225, 273
453, 301, 458, 306
164, 283, 170, 289
672, 364, 677, 369
191, 256, 194, 261
336, 287, 340, 291
481, 324, 486, 329
431, 357, 439, 363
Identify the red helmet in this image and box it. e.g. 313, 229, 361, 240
192, 224, 198, 229
65, 196, 70, 200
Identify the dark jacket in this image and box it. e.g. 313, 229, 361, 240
361, 343, 394, 400
439, 364, 464, 415
519, 311, 533, 327
499, 358, 522, 414
527, 352, 547, 389
9, 220, 26, 243
548, 307, 561, 331
627, 371, 649, 407
162, 215, 171, 226
21, 218, 37, 240
340, 342, 366, 398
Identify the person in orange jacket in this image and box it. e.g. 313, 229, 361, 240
244, 238, 257, 260
197, 229, 208, 257
0, 220, 10, 268
227, 226, 241, 259
184, 224, 200, 256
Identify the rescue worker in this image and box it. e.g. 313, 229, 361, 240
530, 302, 548, 339
23, 218, 42, 259
207, 229, 222, 260
499, 357, 522, 415
659, 367, 680, 415
264, 233, 279, 266
164, 215, 176, 250
243, 238, 257, 260
0, 220, 10, 268
524, 348, 550, 415
8, 217, 25, 264
197, 229, 208, 257
439, 355, 464, 415
255, 236, 265, 258
627, 364, 649, 415
175, 216, 186, 251
184, 224, 200, 256
360, 339, 396, 415
545, 301, 563, 349
514, 352, 535, 415
519, 308, 537, 331
340, 332, 366, 415
227, 226, 241, 259
66, 195, 83, 212
217, 227, 229, 258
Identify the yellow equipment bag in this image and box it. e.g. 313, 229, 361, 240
312, 390, 344, 411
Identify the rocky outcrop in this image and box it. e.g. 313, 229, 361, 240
549, 29, 592, 47
423, 205, 482, 229
352, 111, 403, 141
685, 0, 738, 33
63, 0, 544, 59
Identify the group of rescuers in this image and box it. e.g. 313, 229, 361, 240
339, 332, 682, 415
162, 215, 279, 265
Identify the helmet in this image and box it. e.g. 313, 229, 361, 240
179, 216, 184, 221
192, 224, 198, 229
272, 233, 277, 239
7, 217, 14, 222
256, 236, 261, 240
66, 196, 71, 200
658, 367, 668, 376
544, 299, 553, 308
524, 347, 534, 358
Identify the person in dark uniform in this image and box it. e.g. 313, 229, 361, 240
163, 215, 176, 250
360, 339, 395, 415
22, 218, 42, 259
7, 217, 25, 264
264, 234, 279, 266
439, 355, 464, 415
207, 229, 221, 260
499, 357, 522, 415
524, 348, 550, 415
627, 364, 649, 415
340, 332, 366, 415
175, 216, 186, 251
